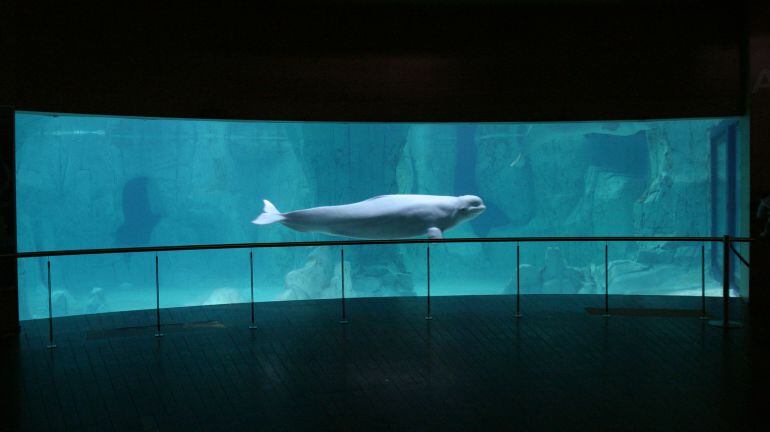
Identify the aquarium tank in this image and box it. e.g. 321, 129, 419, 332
14, 113, 748, 320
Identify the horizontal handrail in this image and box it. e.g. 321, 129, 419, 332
1, 235, 753, 259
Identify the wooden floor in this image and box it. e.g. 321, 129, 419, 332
2, 294, 768, 431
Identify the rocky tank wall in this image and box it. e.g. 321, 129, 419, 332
14, 114, 745, 319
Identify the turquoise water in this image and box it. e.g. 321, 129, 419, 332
15, 113, 746, 319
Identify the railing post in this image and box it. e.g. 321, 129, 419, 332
515, 243, 522, 318
723, 236, 729, 325
709, 235, 742, 328
46, 258, 56, 349
425, 244, 432, 320
154, 254, 163, 337
700, 244, 708, 320
340, 247, 348, 324
603, 243, 610, 318
249, 250, 257, 329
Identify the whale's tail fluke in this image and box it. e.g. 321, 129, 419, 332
252, 199, 286, 225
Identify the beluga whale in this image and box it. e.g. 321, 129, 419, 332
252, 194, 486, 239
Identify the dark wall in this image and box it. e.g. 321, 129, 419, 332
749, 0, 770, 315
0, 107, 16, 336
1, 1, 747, 121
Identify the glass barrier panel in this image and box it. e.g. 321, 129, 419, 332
606, 240, 716, 296
14, 112, 748, 318
18, 253, 155, 319
252, 245, 334, 302
153, 248, 249, 310
429, 241, 512, 297
17, 256, 49, 320
341, 243, 422, 299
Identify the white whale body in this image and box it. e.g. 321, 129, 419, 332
252, 194, 486, 239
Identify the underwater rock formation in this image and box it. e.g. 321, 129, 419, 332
280, 248, 336, 301
505, 247, 588, 294
51, 289, 77, 317
541, 247, 587, 294
633, 121, 715, 236
504, 264, 539, 294
85, 287, 108, 314
591, 259, 709, 296
202, 288, 243, 306
475, 125, 535, 227
350, 264, 414, 298
396, 124, 458, 195
565, 166, 646, 236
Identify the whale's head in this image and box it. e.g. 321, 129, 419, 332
456, 195, 486, 222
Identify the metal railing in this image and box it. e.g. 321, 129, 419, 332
2, 235, 752, 349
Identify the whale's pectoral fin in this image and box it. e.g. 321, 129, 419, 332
427, 227, 443, 239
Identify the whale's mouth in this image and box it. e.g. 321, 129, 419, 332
469, 204, 486, 215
